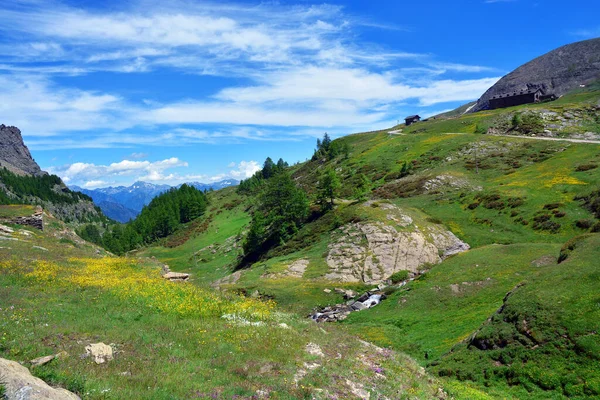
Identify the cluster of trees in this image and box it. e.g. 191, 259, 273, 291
242, 172, 309, 262
84, 184, 208, 255
238, 157, 289, 194
0, 167, 92, 205
312, 133, 350, 161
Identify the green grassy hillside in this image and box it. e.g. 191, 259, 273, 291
135, 85, 600, 399
0, 206, 445, 399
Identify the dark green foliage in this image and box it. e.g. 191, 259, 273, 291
558, 235, 587, 263
353, 174, 372, 201
242, 173, 309, 263
575, 163, 598, 172
577, 189, 600, 219
102, 184, 207, 254
575, 219, 594, 229
389, 270, 410, 283
507, 197, 525, 208
552, 210, 566, 218
316, 168, 340, 211
511, 112, 544, 134
0, 167, 91, 205
77, 224, 103, 246
312, 133, 350, 161
237, 157, 289, 194
543, 203, 561, 210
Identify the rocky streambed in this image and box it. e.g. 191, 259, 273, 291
310, 289, 388, 323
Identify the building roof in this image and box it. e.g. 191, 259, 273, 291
405, 115, 421, 120
491, 88, 543, 99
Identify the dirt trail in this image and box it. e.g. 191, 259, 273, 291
492, 134, 600, 144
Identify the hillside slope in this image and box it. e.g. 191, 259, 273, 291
0, 125, 105, 224
74, 180, 239, 222
0, 205, 447, 399
138, 84, 600, 399
471, 37, 600, 112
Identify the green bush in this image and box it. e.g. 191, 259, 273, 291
512, 112, 544, 134
575, 219, 594, 229
389, 270, 410, 283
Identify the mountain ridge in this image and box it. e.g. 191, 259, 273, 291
0, 124, 44, 176
72, 179, 239, 222
471, 37, 600, 112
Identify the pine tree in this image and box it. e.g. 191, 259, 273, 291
317, 167, 340, 211
353, 173, 372, 201
262, 157, 276, 179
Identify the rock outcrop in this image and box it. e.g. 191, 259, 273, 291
84, 343, 113, 364
0, 125, 43, 176
325, 206, 469, 284
471, 38, 600, 113
0, 357, 80, 400
160, 264, 190, 282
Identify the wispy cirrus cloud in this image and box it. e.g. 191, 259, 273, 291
571, 27, 600, 38
0, 0, 499, 156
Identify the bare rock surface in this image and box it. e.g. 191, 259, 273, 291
0, 357, 80, 400
471, 38, 600, 113
0, 125, 43, 176
325, 207, 469, 283
211, 270, 243, 288
264, 259, 310, 279
162, 271, 190, 282
84, 343, 113, 364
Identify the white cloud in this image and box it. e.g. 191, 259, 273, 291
229, 161, 261, 179
50, 157, 188, 185
83, 180, 108, 188
0, 1, 500, 149
50, 156, 259, 187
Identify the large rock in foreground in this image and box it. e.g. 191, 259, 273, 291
0, 357, 80, 400
471, 38, 600, 113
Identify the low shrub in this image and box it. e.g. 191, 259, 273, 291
389, 270, 410, 284
575, 164, 598, 172
507, 197, 525, 208
575, 219, 594, 229
533, 220, 561, 233
484, 200, 506, 210
543, 203, 562, 210
467, 202, 480, 210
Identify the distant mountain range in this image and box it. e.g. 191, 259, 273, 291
71, 180, 239, 222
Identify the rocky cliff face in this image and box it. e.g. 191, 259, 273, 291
324, 204, 469, 284
471, 38, 600, 113
0, 124, 43, 176
0, 124, 105, 224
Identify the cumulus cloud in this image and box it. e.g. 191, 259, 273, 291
49, 157, 188, 185
49, 157, 260, 187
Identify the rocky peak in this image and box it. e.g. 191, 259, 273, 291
0, 124, 44, 176
471, 38, 600, 113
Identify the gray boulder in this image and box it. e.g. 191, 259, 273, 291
0, 357, 80, 400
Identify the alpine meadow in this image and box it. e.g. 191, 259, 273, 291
1, 1, 600, 399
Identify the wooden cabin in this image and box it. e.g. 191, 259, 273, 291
405, 115, 421, 126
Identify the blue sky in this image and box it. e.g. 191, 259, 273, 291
0, 0, 598, 188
